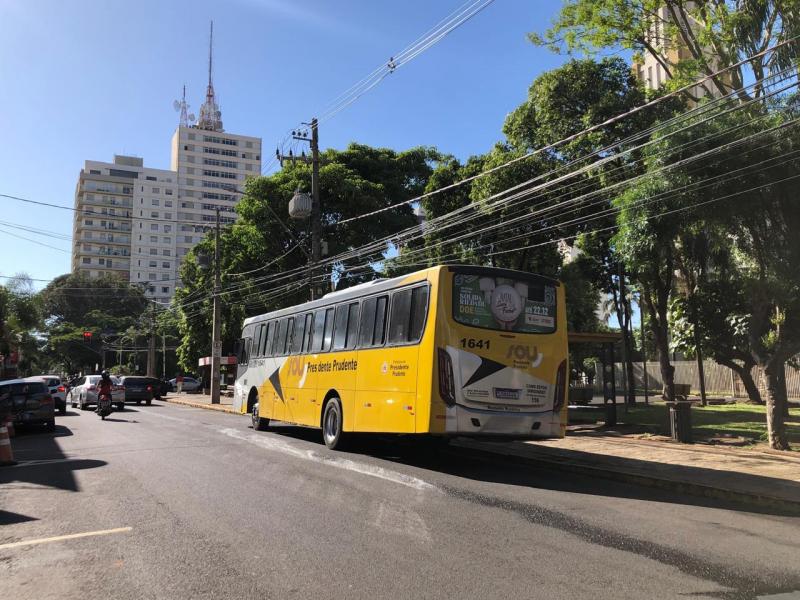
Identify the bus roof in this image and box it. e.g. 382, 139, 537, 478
241, 264, 560, 328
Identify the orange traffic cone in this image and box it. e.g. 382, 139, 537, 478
0, 424, 17, 466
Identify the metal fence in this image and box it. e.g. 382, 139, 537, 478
594, 359, 800, 399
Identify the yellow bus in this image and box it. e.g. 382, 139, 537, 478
232, 265, 568, 449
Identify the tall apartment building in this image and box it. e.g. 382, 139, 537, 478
71, 156, 180, 303
170, 128, 261, 264
633, 4, 730, 101
70, 24, 261, 304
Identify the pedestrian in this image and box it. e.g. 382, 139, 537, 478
176, 373, 184, 394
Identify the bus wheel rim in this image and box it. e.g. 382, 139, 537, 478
325, 407, 337, 443
251, 404, 258, 428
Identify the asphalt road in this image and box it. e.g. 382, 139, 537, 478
2, 401, 799, 600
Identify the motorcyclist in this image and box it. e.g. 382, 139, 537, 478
97, 371, 113, 413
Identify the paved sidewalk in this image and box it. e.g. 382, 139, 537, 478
459, 434, 800, 513
161, 391, 237, 414
158, 394, 800, 512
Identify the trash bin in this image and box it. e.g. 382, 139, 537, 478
666, 401, 693, 443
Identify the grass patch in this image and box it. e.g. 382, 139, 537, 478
572, 402, 800, 447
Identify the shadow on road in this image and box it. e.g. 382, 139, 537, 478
0, 509, 38, 526
0, 424, 107, 493
264, 424, 798, 517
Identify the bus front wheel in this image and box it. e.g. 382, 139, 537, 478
252, 402, 269, 431
322, 398, 346, 450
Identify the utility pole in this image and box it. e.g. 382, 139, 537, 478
146, 300, 156, 377
282, 117, 321, 300
210, 208, 222, 404
162, 333, 166, 380
310, 117, 321, 300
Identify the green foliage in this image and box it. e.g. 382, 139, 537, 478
530, 1, 799, 102
174, 143, 443, 371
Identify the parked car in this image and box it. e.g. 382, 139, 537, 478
142, 377, 170, 400
0, 378, 55, 432
68, 375, 125, 411
169, 376, 202, 392
119, 376, 154, 405
32, 375, 67, 414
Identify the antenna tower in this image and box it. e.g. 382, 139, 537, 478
196, 21, 223, 131
173, 85, 195, 128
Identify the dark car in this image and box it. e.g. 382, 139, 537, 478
142, 377, 170, 400
119, 376, 155, 405
0, 378, 55, 432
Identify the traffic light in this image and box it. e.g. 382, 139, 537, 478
82, 331, 93, 343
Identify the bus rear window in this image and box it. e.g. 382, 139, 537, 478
452, 273, 557, 333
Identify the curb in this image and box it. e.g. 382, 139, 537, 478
157, 397, 800, 515
452, 439, 800, 515
161, 397, 238, 414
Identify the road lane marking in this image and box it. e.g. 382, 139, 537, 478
0, 527, 133, 550
219, 428, 439, 493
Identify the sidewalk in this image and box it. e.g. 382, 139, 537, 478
161, 391, 237, 414
158, 394, 800, 513
459, 432, 800, 513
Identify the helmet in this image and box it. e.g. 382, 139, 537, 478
101, 370, 110, 379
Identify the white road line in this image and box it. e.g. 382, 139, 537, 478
219, 428, 439, 493
0, 527, 133, 550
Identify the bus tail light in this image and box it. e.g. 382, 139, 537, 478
437, 348, 456, 407
553, 359, 567, 413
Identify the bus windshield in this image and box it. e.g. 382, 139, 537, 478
452, 272, 557, 333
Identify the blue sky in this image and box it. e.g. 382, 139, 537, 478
0, 0, 568, 287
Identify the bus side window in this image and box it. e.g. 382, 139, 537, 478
263, 321, 274, 357
322, 307, 335, 351
303, 313, 314, 352
374, 295, 388, 345
345, 302, 359, 349
358, 297, 377, 347
332, 305, 349, 350
274, 319, 288, 356
409, 285, 429, 342
291, 314, 306, 354
262, 322, 273, 356
243, 338, 252, 364
285, 318, 295, 355
312, 309, 326, 352
388, 289, 412, 344
235, 338, 244, 364
254, 324, 263, 358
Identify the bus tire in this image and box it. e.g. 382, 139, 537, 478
252, 402, 269, 431
322, 397, 346, 450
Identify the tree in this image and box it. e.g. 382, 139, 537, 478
0, 275, 42, 376
531, 0, 799, 102
174, 143, 443, 371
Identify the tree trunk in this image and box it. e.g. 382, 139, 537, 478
643, 291, 675, 401
764, 359, 790, 450
717, 360, 763, 405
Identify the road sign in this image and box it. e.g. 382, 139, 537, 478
212, 341, 222, 358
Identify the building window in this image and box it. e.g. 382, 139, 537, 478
150, 248, 158, 255
163, 236, 171, 243
164, 213, 172, 220
246, 141, 253, 148
146, 176, 156, 181
149, 273, 157, 281
161, 274, 169, 281
184, 235, 192, 243
150, 211, 158, 218
162, 249, 171, 256
188, 133, 196, 140
151, 199, 159, 206
149, 260, 157, 267
165, 189, 173, 196
162, 261, 170, 268
164, 225, 172, 232
90, 169, 101, 175
150, 235, 158, 242
165, 200, 173, 207
162, 286, 169, 294
82, 257, 91, 264
84, 219, 94, 226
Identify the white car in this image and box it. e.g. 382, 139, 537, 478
68, 375, 125, 411
33, 375, 67, 414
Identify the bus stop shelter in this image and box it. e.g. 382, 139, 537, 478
568, 331, 623, 426
197, 355, 238, 394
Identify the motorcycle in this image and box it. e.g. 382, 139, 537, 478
97, 392, 113, 420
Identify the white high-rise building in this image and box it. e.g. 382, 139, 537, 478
72, 156, 179, 304
70, 23, 261, 304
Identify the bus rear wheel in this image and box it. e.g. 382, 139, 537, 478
322, 398, 346, 450
252, 402, 269, 431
